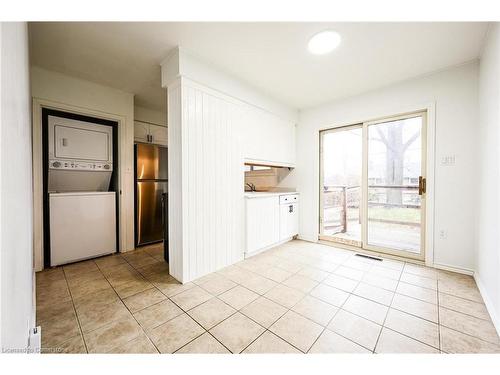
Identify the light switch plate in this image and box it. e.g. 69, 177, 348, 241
441, 155, 456, 166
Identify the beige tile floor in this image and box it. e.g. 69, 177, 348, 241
35, 240, 500, 354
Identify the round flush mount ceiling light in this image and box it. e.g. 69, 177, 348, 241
308, 30, 341, 55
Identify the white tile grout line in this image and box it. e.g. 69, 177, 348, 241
70, 266, 149, 351
374, 262, 440, 353
58, 250, 164, 353
305, 283, 363, 353
112, 248, 184, 353
44, 262, 434, 354
437, 275, 442, 352
176, 258, 327, 353
98, 271, 161, 353
138, 248, 492, 352
37, 242, 500, 353
121, 249, 236, 353
61, 264, 91, 353
42, 248, 286, 353
371, 263, 402, 353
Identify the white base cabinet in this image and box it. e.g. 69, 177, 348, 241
245, 193, 299, 257
280, 202, 299, 241
246, 196, 280, 255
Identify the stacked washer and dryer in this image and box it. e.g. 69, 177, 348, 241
47, 114, 117, 266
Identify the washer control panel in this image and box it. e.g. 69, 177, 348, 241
49, 159, 113, 171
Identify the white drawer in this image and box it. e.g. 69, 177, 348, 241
280, 194, 299, 205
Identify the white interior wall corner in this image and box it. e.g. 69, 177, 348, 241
166, 78, 184, 281
476, 22, 500, 334
296, 62, 479, 272
0, 21, 34, 350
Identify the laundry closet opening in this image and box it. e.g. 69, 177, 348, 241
42, 108, 120, 268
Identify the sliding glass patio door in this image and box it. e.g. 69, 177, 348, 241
320, 112, 427, 260
319, 125, 363, 247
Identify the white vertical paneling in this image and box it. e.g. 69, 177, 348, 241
168, 78, 245, 283
162, 53, 295, 282
167, 80, 183, 281
170, 76, 298, 282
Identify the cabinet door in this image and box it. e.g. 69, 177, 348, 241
246, 197, 280, 254
288, 203, 299, 237
239, 105, 295, 167
134, 121, 150, 143
150, 124, 168, 146
280, 203, 299, 241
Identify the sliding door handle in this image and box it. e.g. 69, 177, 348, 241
418, 176, 426, 195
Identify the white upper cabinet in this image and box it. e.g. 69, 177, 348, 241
149, 124, 168, 146
134, 121, 149, 143
238, 105, 296, 167
134, 121, 167, 146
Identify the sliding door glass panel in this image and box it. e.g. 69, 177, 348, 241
366, 116, 423, 253
321, 127, 362, 246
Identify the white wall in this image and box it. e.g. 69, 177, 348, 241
476, 23, 500, 331
162, 47, 298, 123
0, 22, 34, 351
134, 104, 167, 127
296, 62, 479, 272
163, 50, 297, 282
31, 66, 135, 270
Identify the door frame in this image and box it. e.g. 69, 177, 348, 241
41, 108, 120, 268
362, 110, 427, 261
318, 103, 436, 266
32, 98, 129, 271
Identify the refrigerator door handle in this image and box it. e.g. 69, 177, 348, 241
162, 192, 169, 263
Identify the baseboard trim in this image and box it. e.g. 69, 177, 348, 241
474, 272, 500, 336
297, 235, 318, 243
316, 239, 426, 266
245, 237, 293, 259
433, 262, 475, 276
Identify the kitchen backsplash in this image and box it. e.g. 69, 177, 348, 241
244, 166, 291, 191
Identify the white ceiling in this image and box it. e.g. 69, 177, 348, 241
29, 22, 489, 112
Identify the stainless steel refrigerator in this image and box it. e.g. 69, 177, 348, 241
135, 143, 168, 247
